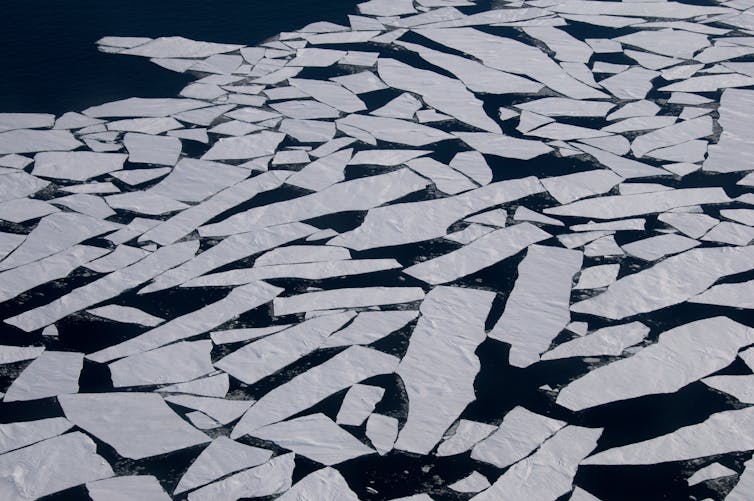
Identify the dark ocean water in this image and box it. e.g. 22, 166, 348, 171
0, 0, 361, 115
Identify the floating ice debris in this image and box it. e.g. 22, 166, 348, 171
216, 312, 354, 385
330, 71, 387, 94
109, 340, 212, 387
278, 467, 359, 501
273, 287, 423, 316
251, 413, 374, 465
84, 246, 148, 274
0, 418, 70, 458
702, 221, 754, 245
0, 432, 113, 500
490, 245, 582, 367
165, 395, 252, 425
557, 317, 753, 411
584, 235, 624, 257
256, 245, 350, 266
5, 240, 198, 332
142, 223, 315, 293
631, 116, 713, 158
622, 234, 700, 261
117, 36, 242, 58
449, 151, 492, 186
444, 223, 494, 244
546, 188, 730, 220
157, 373, 229, 398
232, 346, 399, 435
59, 392, 209, 459
337, 114, 453, 146
574, 264, 620, 290
378, 58, 500, 133
516, 98, 613, 118
86, 476, 170, 501
348, 149, 430, 165
542, 170, 622, 205
124, 132, 182, 166
455, 132, 553, 160
186, 453, 294, 501
201, 131, 285, 161
278, 118, 335, 142
289, 78, 366, 113
584, 406, 754, 465
407, 157, 477, 194
371, 93, 422, 120
449, 472, 491, 494
174, 437, 272, 495
287, 148, 352, 191
395, 287, 494, 454
465, 208, 507, 227
687, 462, 737, 486
541, 322, 649, 361
50, 193, 115, 219
436, 420, 496, 457
89, 281, 281, 363
367, 414, 399, 455
0, 113, 53, 133
691, 279, 754, 310
471, 407, 566, 468
473, 426, 602, 501
200, 170, 427, 237
658, 212, 719, 238
3, 351, 83, 402
574, 143, 668, 178
336, 384, 385, 426
87, 304, 163, 327
0, 172, 46, 205
703, 374, 754, 404
149, 158, 248, 203
416, 28, 606, 99
32, 151, 126, 181
106, 191, 189, 215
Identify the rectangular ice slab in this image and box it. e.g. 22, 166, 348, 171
395, 287, 494, 454
489, 245, 583, 367
273, 287, 424, 316
556, 317, 754, 411
59, 392, 210, 459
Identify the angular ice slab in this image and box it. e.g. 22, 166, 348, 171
33, 151, 126, 181
367, 413, 399, 455
545, 188, 730, 220
571, 246, 754, 319
584, 406, 754, 465
406, 223, 551, 285
395, 287, 494, 454
232, 346, 399, 436
187, 453, 294, 501
84, 97, 209, 118
0, 129, 81, 154
622, 234, 700, 261
690, 279, 754, 310
336, 383, 385, 426
0, 432, 113, 500
87, 305, 163, 327
455, 132, 552, 160
489, 245, 583, 368
273, 287, 424, 316
557, 317, 754, 411
541, 322, 649, 361
109, 340, 213, 387
704, 89, 754, 173
278, 467, 359, 501
59, 392, 210, 459
4, 351, 83, 402
0, 417, 72, 455
202, 131, 285, 161
378, 58, 500, 133
6, 241, 199, 332
471, 407, 565, 468
473, 426, 602, 501
88, 281, 281, 363
249, 413, 373, 465
336, 114, 453, 146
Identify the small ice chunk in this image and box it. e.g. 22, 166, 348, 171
0, 432, 113, 500
349, 149, 430, 165
444, 223, 494, 244
0, 417, 72, 455
33, 151, 127, 181
50, 193, 115, 219
84, 97, 209, 118
287, 148, 352, 191
336, 384, 385, 426
455, 132, 552, 160
165, 395, 252, 425
3, 351, 83, 402
395, 287, 494, 454
256, 245, 350, 266
323, 310, 418, 348
232, 346, 399, 436
516, 98, 613, 117
703, 374, 754, 404
106, 191, 188, 215
542, 170, 623, 205
119, 36, 242, 58
449, 151, 492, 186
367, 414, 399, 455
330, 71, 388, 94
541, 322, 649, 361
703, 221, 754, 245
273, 286, 423, 315
157, 373, 229, 397
0, 129, 82, 154
449, 472, 490, 493
489, 245, 583, 367
59, 392, 209, 459
372, 93, 421, 120
659, 212, 718, 238
186, 453, 294, 501
465, 209, 507, 227
149, 158, 248, 203
407, 157, 477, 194
337, 114, 453, 146
557, 317, 754, 411
107, 117, 182, 135
471, 407, 566, 468
691, 279, 754, 309
202, 131, 285, 161
0, 345, 45, 365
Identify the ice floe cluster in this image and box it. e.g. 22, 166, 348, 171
1, 0, 754, 499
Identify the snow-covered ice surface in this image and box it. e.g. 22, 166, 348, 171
1, 0, 754, 499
